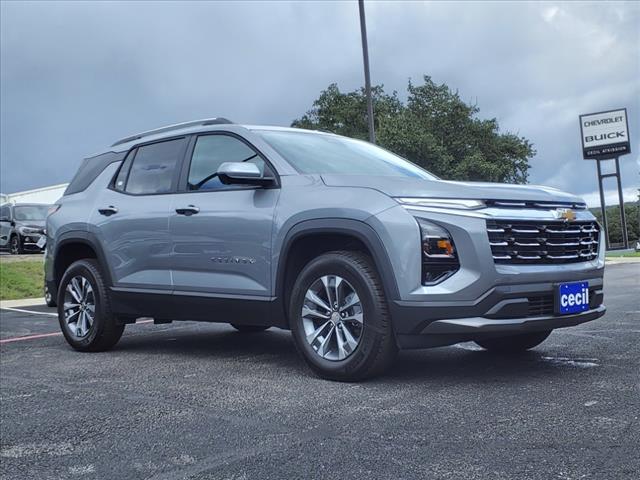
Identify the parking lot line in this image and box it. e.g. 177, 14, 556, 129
0, 331, 62, 344
0, 306, 57, 317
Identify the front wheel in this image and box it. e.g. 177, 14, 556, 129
474, 330, 552, 353
289, 251, 397, 382
9, 235, 22, 255
57, 259, 124, 352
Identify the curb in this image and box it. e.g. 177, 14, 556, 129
605, 257, 640, 264
0, 298, 46, 309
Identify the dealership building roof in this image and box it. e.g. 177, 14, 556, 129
0, 183, 69, 206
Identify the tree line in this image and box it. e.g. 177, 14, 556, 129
292, 76, 535, 184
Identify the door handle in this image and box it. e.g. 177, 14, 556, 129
98, 206, 118, 216
175, 205, 200, 216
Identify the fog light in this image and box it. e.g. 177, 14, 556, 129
416, 218, 460, 285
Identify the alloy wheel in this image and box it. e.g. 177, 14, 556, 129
301, 275, 364, 361
63, 275, 95, 337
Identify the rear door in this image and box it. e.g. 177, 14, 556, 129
90, 137, 188, 292
169, 133, 280, 298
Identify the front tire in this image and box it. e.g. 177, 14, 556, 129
57, 259, 124, 352
289, 251, 397, 382
474, 330, 551, 353
9, 235, 22, 255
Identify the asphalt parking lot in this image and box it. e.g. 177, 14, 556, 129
1, 263, 638, 480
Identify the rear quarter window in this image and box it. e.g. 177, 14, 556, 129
65, 151, 126, 195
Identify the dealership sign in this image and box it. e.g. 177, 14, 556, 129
579, 108, 631, 159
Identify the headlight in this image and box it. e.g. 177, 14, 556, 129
18, 226, 41, 235
397, 197, 485, 210
416, 218, 460, 285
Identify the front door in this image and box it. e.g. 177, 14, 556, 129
169, 133, 280, 300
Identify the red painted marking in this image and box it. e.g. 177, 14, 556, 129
0, 319, 155, 344
0, 332, 62, 344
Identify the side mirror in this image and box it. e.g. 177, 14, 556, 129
217, 162, 274, 186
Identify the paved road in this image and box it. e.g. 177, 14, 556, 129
1, 264, 638, 479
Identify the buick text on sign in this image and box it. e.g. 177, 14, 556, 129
579, 108, 631, 160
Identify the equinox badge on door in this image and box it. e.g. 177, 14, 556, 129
211, 256, 257, 265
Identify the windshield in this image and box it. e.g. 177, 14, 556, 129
256, 130, 437, 179
13, 205, 49, 221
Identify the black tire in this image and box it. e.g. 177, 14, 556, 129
57, 259, 124, 352
9, 235, 22, 255
230, 323, 270, 333
289, 251, 397, 382
44, 283, 57, 307
474, 330, 552, 353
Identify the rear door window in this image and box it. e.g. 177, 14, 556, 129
125, 138, 186, 194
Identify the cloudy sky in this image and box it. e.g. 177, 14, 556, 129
1, 0, 638, 205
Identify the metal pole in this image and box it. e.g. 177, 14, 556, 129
358, 0, 375, 144
596, 159, 610, 250
614, 157, 629, 249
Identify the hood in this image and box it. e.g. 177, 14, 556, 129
320, 175, 584, 205
16, 220, 46, 230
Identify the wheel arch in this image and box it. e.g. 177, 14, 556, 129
53, 232, 112, 294
274, 219, 400, 327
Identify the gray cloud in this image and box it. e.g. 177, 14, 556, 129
1, 1, 638, 204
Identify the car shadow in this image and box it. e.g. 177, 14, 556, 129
114, 324, 595, 384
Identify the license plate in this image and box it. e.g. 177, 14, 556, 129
556, 281, 589, 315
36, 236, 46, 248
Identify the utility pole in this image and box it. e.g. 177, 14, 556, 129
358, 0, 375, 144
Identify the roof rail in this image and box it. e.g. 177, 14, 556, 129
111, 117, 233, 147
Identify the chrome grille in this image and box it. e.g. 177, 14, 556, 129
487, 220, 599, 264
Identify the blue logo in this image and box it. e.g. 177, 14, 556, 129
558, 282, 589, 315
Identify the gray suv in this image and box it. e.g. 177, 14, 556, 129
45, 118, 605, 381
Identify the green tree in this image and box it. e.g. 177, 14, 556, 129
591, 202, 640, 245
292, 76, 535, 183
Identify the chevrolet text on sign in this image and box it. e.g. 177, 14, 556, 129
579, 108, 631, 159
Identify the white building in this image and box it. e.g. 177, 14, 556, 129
0, 183, 69, 205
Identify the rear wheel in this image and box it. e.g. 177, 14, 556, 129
289, 251, 397, 382
44, 283, 57, 307
57, 259, 124, 352
474, 330, 551, 353
230, 323, 270, 333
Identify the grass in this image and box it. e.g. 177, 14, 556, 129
0, 259, 44, 300
605, 251, 640, 258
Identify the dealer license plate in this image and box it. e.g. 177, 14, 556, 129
556, 281, 589, 315
36, 236, 46, 249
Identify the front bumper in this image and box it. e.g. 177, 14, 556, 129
20, 234, 45, 251
390, 276, 605, 349
396, 305, 605, 349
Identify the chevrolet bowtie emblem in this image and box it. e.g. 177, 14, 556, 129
556, 208, 576, 222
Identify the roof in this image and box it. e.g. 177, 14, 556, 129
96, 120, 326, 157
110, 117, 234, 147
